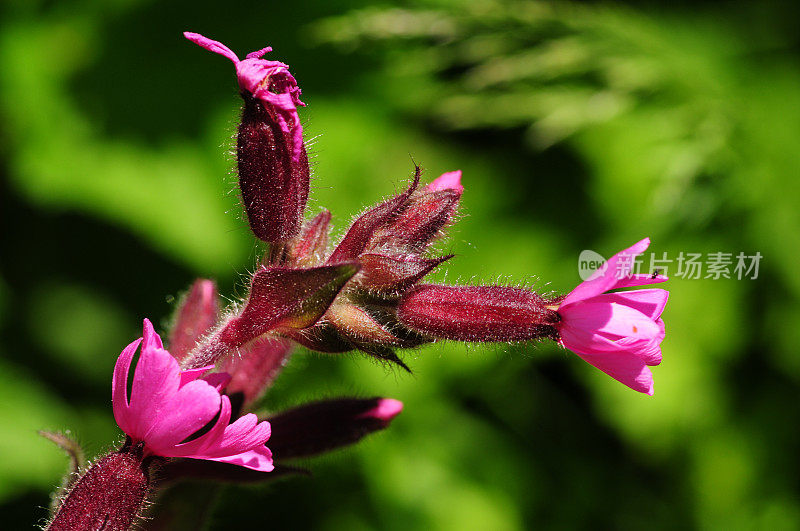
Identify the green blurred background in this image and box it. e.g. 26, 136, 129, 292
2, 0, 800, 528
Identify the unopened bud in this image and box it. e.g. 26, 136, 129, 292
287, 210, 332, 266
397, 284, 560, 342
370, 181, 461, 253
266, 397, 403, 459
223, 337, 294, 409
168, 279, 219, 361
328, 168, 420, 263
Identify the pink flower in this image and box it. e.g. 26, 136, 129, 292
183, 31, 305, 164
557, 238, 668, 395
112, 319, 274, 471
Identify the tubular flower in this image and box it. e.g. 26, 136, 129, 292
556, 238, 668, 395
112, 319, 274, 471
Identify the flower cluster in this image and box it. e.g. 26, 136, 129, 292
47, 32, 669, 530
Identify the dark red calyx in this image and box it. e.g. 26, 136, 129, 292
238, 94, 310, 243
48, 443, 150, 531
369, 188, 461, 253
183, 263, 358, 369
397, 284, 561, 342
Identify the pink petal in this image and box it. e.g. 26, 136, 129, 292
561, 238, 651, 307
144, 379, 221, 452
586, 289, 669, 320
611, 273, 668, 290
561, 321, 664, 365
560, 301, 661, 340
112, 338, 142, 437
142, 318, 163, 351
169, 394, 234, 457
235, 61, 284, 96
126, 346, 181, 440
614, 318, 665, 365
204, 414, 272, 458
210, 446, 274, 472
178, 365, 216, 388
168, 396, 271, 467
246, 46, 273, 60
183, 32, 240, 63
427, 170, 463, 194
574, 350, 655, 395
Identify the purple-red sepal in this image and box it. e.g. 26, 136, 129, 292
184, 263, 358, 368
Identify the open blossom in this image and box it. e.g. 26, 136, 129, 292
112, 319, 273, 471
556, 238, 668, 395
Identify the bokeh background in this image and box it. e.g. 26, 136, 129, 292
2, 0, 800, 529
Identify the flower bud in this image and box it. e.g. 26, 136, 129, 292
327, 168, 420, 263
286, 210, 331, 266
48, 444, 150, 531
223, 337, 294, 409
266, 397, 403, 459
168, 279, 219, 361
397, 284, 560, 342
369, 175, 462, 253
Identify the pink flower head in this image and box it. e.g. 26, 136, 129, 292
557, 238, 668, 395
184, 31, 305, 164
112, 319, 274, 471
